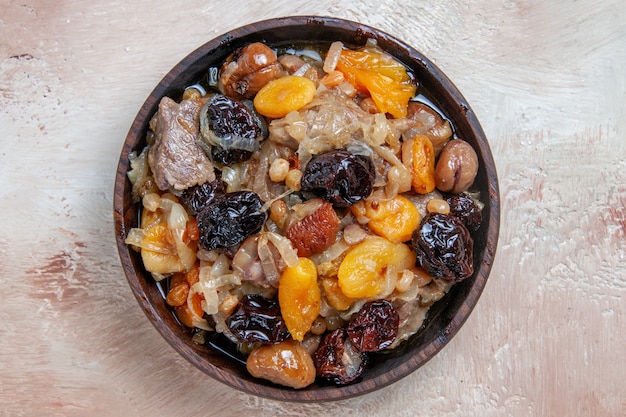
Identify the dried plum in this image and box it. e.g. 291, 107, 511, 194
313, 328, 367, 385
226, 294, 290, 344
196, 190, 267, 250
180, 178, 225, 215
210, 147, 253, 165
346, 300, 399, 352
300, 149, 375, 207
199, 94, 266, 165
444, 192, 482, 233
412, 213, 474, 282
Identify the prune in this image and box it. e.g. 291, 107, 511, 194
180, 178, 225, 215
300, 150, 375, 207
346, 300, 399, 352
412, 213, 474, 282
226, 294, 290, 344
199, 94, 266, 165
196, 190, 267, 250
313, 328, 368, 385
210, 146, 252, 165
444, 192, 482, 233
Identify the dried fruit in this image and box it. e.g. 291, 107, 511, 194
337, 236, 416, 298
313, 328, 367, 385
402, 135, 436, 194
173, 292, 204, 328
165, 281, 190, 307
286, 200, 340, 257
354, 194, 421, 243
444, 192, 482, 232
246, 339, 316, 389
180, 179, 225, 215
335, 47, 415, 118
278, 257, 321, 341
412, 213, 474, 282
196, 191, 267, 250
346, 300, 399, 352
253, 75, 317, 119
226, 294, 291, 343
199, 94, 267, 165
301, 149, 376, 207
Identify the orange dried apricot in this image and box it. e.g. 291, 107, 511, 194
253, 75, 316, 119
337, 236, 416, 298
402, 135, 436, 194
278, 257, 321, 341
335, 49, 415, 118
354, 195, 421, 243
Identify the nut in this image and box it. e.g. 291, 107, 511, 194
435, 139, 478, 193
246, 339, 316, 389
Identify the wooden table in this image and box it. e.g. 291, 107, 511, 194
2, 1, 624, 415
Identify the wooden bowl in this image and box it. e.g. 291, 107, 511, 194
114, 16, 500, 402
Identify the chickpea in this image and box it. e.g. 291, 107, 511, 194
269, 158, 290, 182
435, 139, 478, 194
387, 165, 412, 195
269, 199, 288, 228
182, 87, 201, 101
426, 198, 450, 215
285, 169, 303, 191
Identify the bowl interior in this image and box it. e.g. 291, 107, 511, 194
114, 16, 499, 402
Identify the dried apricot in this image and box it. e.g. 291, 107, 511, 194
353, 194, 421, 243
335, 48, 415, 118
253, 75, 316, 119
278, 257, 321, 341
337, 236, 416, 298
402, 135, 436, 194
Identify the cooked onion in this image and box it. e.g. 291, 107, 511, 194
323, 41, 343, 73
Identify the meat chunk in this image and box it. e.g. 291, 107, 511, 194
148, 97, 216, 191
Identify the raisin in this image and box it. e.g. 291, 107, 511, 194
196, 191, 267, 250
300, 150, 375, 207
226, 294, 291, 344
180, 178, 225, 215
444, 192, 482, 233
313, 328, 367, 385
346, 300, 399, 352
411, 213, 474, 282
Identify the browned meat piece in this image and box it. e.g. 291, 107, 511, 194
148, 97, 216, 191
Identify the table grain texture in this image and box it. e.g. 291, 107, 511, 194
1, 1, 624, 416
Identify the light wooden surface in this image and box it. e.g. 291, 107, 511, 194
1, 1, 624, 415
